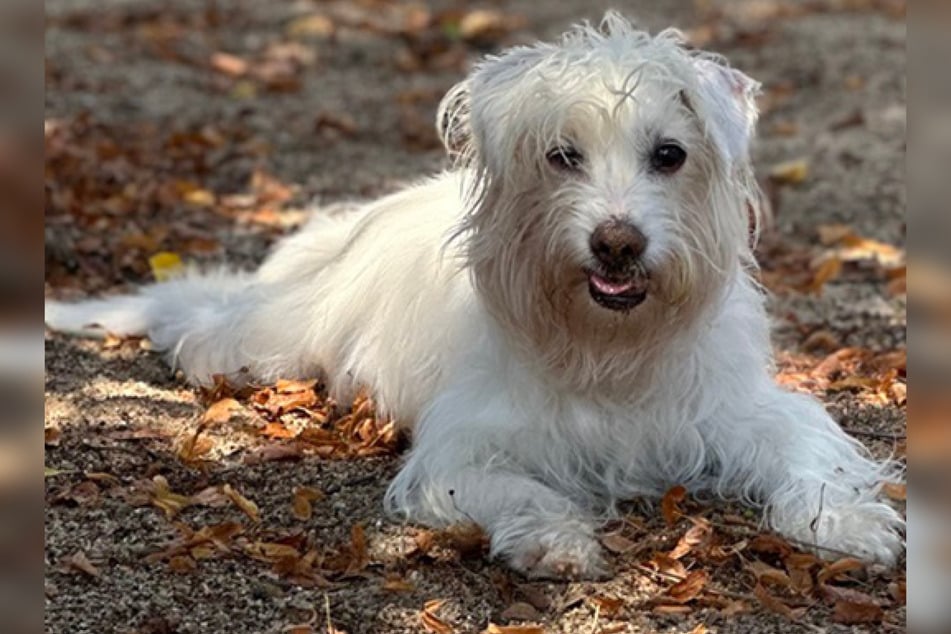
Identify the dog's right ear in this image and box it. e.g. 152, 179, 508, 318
436, 80, 472, 163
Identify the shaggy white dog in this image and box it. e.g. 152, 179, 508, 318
47, 14, 903, 578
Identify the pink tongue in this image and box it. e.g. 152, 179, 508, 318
589, 273, 635, 296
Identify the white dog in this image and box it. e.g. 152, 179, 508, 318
47, 14, 903, 578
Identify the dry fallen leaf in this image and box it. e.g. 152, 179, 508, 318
817, 223, 854, 246
210, 52, 249, 77
291, 486, 324, 521
769, 158, 809, 185
286, 14, 335, 39
747, 560, 792, 589
382, 574, 416, 593
589, 595, 624, 617
244, 442, 304, 464
665, 570, 708, 604
63, 551, 100, 577
168, 555, 197, 573
648, 552, 687, 578
888, 579, 906, 605
482, 626, 545, 634
818, 557, 865, 584
202, 397, 243, 424
661, 485, 687, 526
223, 483, 261, 522
45, 426, 62, 446
668, 518, 712, 559
832, 600, 883, 624
806, 256, 842, 295
150, 475, 193, 519
601, 533, 636, 554
753, 583, 806, 621
421, 599, 453, 634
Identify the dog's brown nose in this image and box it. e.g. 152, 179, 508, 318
590, 220, 648, 269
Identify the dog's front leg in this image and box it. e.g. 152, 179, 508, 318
706, 385, 904, 564
386, 439, 608, 579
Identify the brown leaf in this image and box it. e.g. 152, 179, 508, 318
882, 482, 906, 501
784, 553, 819, 594
210, 52, 249, 77
806, 256, 842, 295
651, 605, 692, 615
888, 579, 906, 605
177, 425, 213, 464
457, 10, 524, 42
64, 551, 100, 577
665, 570, 708, 604
262, 422, 298, 439
150, 475, 193, 519
223, 483, 260, 522
244, 442, 304, 464
500, 601, 542, 621
291, 486, 324, 521
168, 555, 197, 573
421, 599, 453, 634
601, 533, 636, 554
838, 234, 903, 267
515, 585, 550, 611
191, 486, 230, 508
832, 598, 883, 624
45, 426, 62, 446
669, 518, 712, 559
286, 14, 335, 39
753, 583, 806, 621
826, 375, 884, 393
382, 574, 415, 593
769, 159, 809, 185
719, 600, 750, 616
661, 485, 687, 526
56, 480, 101, 507
246, 541, 300, 562
802, 329, 840, 353
818, 557, 865, 584
438, 523, 490, 558
648, 552, 687, 578
315, 112, 359, 138
483, 626, 545, 634
817, 224, 854, 246
747, 560, 792, 589
748, 534, 794, 558
589, 595, 623, 617
202, 397, 243, 424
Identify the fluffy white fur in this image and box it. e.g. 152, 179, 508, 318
47, 14, 903, 578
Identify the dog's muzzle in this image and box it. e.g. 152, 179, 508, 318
586, 220, 650, 311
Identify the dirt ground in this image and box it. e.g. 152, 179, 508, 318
44, 1, 907, 633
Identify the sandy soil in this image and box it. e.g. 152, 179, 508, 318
45, 1, 906, 633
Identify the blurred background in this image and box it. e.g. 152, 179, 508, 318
13, 0, 944, 632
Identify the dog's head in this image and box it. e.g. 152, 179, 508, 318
443, 13, 762, 361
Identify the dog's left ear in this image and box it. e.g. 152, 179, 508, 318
690, 58, 760, 166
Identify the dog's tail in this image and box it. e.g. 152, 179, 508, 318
45, 268, 270, 383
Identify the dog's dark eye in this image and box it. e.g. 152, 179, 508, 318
546, 145, 584, 171
651, 143, 687, 174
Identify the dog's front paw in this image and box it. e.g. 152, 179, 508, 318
815, 501, 905, 565
781, 501, 904, 566
502, 524, 609, 580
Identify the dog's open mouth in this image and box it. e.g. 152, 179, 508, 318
586, 269, 649, 311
